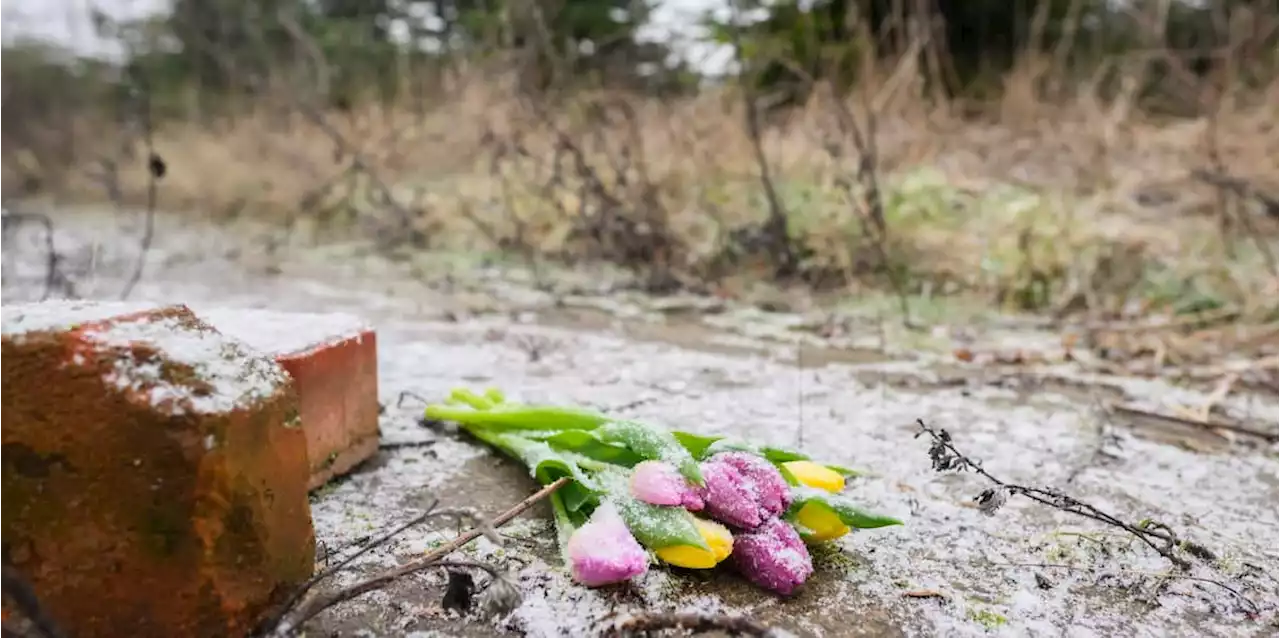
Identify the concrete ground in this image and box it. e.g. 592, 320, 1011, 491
3, 207, 1276, 637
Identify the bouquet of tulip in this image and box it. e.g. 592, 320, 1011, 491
425, 387, 902, 596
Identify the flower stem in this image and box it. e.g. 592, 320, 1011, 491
425, 404, 612, 431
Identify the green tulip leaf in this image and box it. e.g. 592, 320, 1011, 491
525, 429, 646, 466
671, 431, 725, 459
786, 488, 903, 530
449, 388, 495, 410
611, 495, 708, 551
473, 430, 600, 494
596, 420, 703, 486
425, 403, 612, 432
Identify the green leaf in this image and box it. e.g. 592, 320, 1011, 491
759, 446, 810, 463
610, 494, 708, 551
775, 463, 801, 487
671, 431, 724, 459
424, 404, 611, 432
549, 491, 583, 553
704, 438, 810, 463
483, 387, 507, 405
703, 438, 760, 457
558, 480, 598, 513
471, 430, 601, 494
823, 464, 862, 478
449, 388, 495, 410
596, 420, 703, 486
786, 487, 903, 530
525, 430, 645, 466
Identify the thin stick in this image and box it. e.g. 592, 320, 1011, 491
273, 477, 569, 634
916, 420, 1210, 569
261, 500, 441, 631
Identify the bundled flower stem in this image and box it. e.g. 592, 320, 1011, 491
425, 387, 903, 596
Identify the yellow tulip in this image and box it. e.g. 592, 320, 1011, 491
794, 501, 850, 542
655, 519, 734, 569
783, 461, 846, 493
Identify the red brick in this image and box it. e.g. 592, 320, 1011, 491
1, 301, 315, 638
198, 308, 380, 489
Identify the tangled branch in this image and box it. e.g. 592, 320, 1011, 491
914, 419, 1214, 570
262, 477, 568, 636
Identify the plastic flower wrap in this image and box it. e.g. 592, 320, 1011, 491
425, 387, 902, 596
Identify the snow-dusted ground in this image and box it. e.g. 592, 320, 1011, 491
4, 207, 1276, 637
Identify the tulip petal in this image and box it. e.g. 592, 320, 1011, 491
783, 461, 846, 493
630, 461, 704, 510
792, 501, 851, 542
699, 452, 792, 530
655, 519, 734, 569
731, 518, 813, 596
566, 502, 649, 587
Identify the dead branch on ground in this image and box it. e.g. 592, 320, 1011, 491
914, 419, 1214, 569
263, 477, 568, 636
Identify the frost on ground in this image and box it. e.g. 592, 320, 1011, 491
3, 209, 1276, 637
295, 321, 1277, 638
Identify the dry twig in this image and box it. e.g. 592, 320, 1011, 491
266, 477, 569, 635
915, 419, 1214, 569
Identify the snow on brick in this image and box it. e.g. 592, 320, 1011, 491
194, 306, 371, 357
1, 301, 315, 638
2, 299, 160, 337
196, 306, 381, 490
93, 314, 291, 416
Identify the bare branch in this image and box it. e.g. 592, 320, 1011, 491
266, 477, 569, 635
914, 419, 1214, 570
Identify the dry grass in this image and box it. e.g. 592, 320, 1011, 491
12, 65, 1280, 321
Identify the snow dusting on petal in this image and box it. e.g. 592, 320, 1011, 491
566, 502, 649, 587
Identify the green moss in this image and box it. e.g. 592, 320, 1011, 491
966, 607, 1008, 630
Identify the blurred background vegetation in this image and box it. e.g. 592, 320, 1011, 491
2, 0, 1277, 321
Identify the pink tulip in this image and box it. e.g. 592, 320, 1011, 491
698, 452, 791, 530
731, 518, 813, 596
629, 461, 704, 510
566, 502, 649, 586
